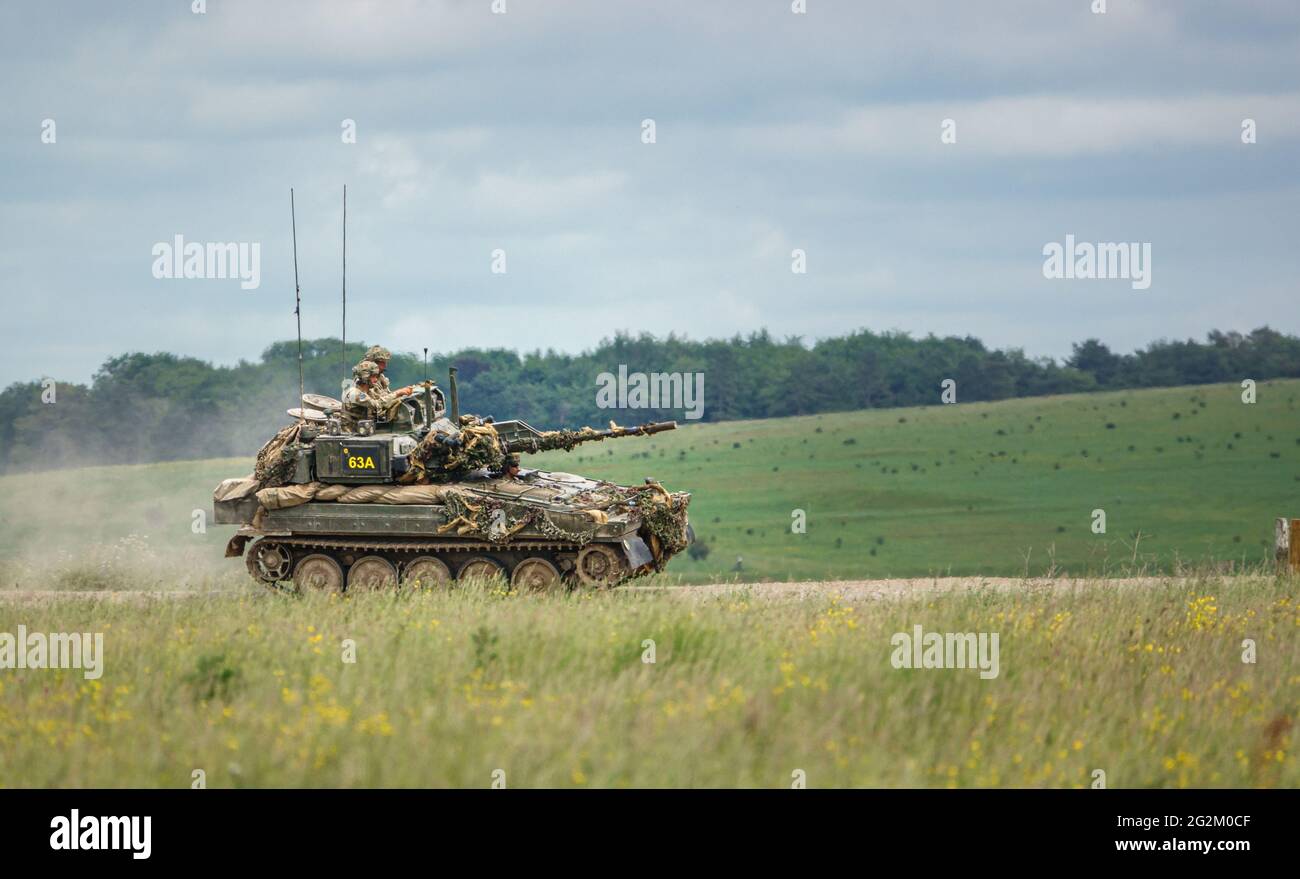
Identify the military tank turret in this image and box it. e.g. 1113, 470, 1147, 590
213, 369, 693, 593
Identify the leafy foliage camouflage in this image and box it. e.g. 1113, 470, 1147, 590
253, 423, 304, 488
407, 419, 506, 481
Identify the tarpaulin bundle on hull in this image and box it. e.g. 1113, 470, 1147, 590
256, 482, 453, 510
214, 476, 260, 503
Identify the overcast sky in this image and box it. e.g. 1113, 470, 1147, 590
2, 0, 1297, 387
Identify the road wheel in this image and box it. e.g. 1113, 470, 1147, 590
575, 544, 625, 589
293, 554, 344, 593
511, 557, 562, 593
246, 541, 292, 584
402, 556, 452, 590
347, 556, 398, 591
457, 556, 506, 585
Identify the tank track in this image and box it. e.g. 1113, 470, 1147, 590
269, 536, 581, 553
241, 535, 636, 593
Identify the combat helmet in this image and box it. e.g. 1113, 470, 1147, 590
353, 359, 381, 381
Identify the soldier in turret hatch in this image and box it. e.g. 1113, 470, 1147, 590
360, 344, 420, 418
342, 360, 414, 430
362, 345, 394, 390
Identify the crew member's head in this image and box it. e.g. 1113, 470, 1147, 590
353, 360, 381, 387
364, 345, 392, 373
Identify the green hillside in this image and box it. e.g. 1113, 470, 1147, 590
541, 379, 1298, 580
1, 380, 1296, 585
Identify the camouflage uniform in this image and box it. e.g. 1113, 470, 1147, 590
362, 345, 392, 390
342, 360, 402, 429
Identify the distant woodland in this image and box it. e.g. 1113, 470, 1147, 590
3, 326, 1298, 472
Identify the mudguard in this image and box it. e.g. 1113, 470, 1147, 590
622, 534, 654, 569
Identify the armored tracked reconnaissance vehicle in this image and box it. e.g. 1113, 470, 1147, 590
213, 371, 693, 593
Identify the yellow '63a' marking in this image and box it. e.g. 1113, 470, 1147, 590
347, 455, 376, 469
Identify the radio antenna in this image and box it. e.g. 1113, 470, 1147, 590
423, 346, 433, 425
341, 184, 347, 389
290, 188, 305, 421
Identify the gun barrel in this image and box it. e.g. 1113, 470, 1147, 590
639, 420, 677, 435
504, 420, 677, 455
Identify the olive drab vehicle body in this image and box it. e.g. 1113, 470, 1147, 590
214, 370, 693, 593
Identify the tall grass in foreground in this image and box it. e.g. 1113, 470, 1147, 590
0, 574, 1295, 788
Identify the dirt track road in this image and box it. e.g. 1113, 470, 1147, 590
634, 576, 1200, 601
0, 576, 1200, 604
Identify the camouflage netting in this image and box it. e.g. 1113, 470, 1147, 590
436, 489, 607, 544
255, 479, 613, 545
428, 478, 689, 560
508, 422, 665, 455
627, 483, 692, 565
244, 413, 691, 567
405, 418, 671, 481
437, 490, 535, 542
433, 477, 689, 560
253, 424, 305, 488
406, 419, 506, 481
509, 425, 604, 454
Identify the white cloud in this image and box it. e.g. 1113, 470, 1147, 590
473, 170, 626, 219
737, 93, 1300, 158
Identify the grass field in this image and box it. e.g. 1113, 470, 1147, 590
0, 575, 1295, 787
0, 379, 1295, 586
0, 382, 1296, 788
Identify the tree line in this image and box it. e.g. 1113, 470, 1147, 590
2, 326, 1297, 473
